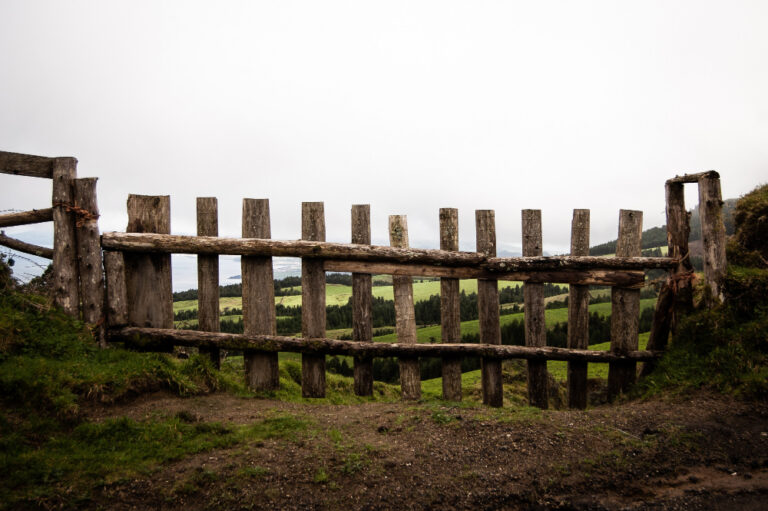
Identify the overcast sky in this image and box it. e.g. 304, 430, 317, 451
1, 1, 767, 287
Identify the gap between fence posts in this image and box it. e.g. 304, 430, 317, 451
197, 197, 220, 368
74, 178, 105, 346
390, 215, 420, 400
608, 210, 642, 400
351, 204, 374, 396
123, 195, 173, 352
302, 202, 327, 398
440, 208, 462, 402
242, 199, 279, 391
523, 209, 548, 409
567, 209, 590, 409
476, 210, 502, 408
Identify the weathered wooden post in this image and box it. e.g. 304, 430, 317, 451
440, 208, 462, 401
698, 172, 727, 302
567, 209, 590, 409
103, 251, 128, 328
197, 197, 220, 367
242, 199, 279, 390
476, 210, 503, 407
352, 204, 374, 396
523, 209, 548, 409
302, 202, 327, 398
389, 215, 420, 400
52, 157, 79, 316
123, 195, 173, 351
73, 178, 105, 345
608, 210, 642, 400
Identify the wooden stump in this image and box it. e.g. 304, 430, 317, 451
124, 195, 173, 351
52, 157, 79, 316
523, 209, 548, 409
440, 208, 462, 401
476, 210, 502, 407
352, 205, 374, 396
197, 197, 220, 368
242, 199, 279, 390
390, 215, 420, 400
567, 209, 590, 409
302, 202, 326, 398
608, 210, 642, 401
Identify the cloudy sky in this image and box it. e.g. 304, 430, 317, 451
1, 1, 767, 288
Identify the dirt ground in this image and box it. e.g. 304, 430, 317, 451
84, 391, 768, 510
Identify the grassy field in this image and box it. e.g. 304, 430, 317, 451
173, 280, 534, 312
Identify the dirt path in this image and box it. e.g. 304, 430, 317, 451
85, 392, 768, 510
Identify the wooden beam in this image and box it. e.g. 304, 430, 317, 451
440, 207, 462, 402
390, 215, 420, 400
698, 173, 727, 302
523, 209, 548, 410
197, 197, 220, 367
73, 178, 104, 345
567, 209, 590, 410
477, 210, 502, 408
100, 232, 676, 271
0, 208, 53, 228
0, 151, 57, 179
109, 327, 662, 362
52, 157, 79, 316
301, 202, 326, 398
0, 231, 53, 258
351, 204, 373, 397
666, 170, 719, 184
104, 251, 128, 327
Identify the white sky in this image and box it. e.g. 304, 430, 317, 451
2, 1, 767, 286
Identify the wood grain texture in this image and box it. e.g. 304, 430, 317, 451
52, 157, 79, 316
196, 197, 220, 367
698, 174, 727, 302
665, 182, 694, 330
124, 195, 173, 352
0, 208, 53, 228
390, 215, 420, 400
73, 178, 104, 345
0, 151, 56, 179
476, 210, 502, 407
302, 202, 326, 398
608, 210, 643, 401
351, 205, 373, 397
242, 199, 279, 390
523, 209, 548, 409
567, 209, 590, 409
110, 327, 661, 362
666, 170, 719, 184
440, 208, 462, 401
0, 232, 53, 259
104, 251, 128, 327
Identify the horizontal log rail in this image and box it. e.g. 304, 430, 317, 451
0, 151, 57, 179
666, 170, 719, 184
0, 231, 53, 259
109, 326, 661, 362
101, 232, 676, 272
0, 207, 53, 228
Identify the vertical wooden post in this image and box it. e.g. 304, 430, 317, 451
352, 204, 373, 396
567, 209, 590, 409
698, 173, 727, 302
103, 251, 128, 328
242, 199, 279, 390
73, 178, 105, 346
124, 195, 173, 351
523, 209, 548, 409
302, 202, 326, 398
389, 215, 420, 400
52, 157, 79, 316
440, 208, 462, 402
197, 197, 220, 368
608, 210, 642, 400
476, 210, 503, 407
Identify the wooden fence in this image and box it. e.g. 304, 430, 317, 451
1, 150, 729, 409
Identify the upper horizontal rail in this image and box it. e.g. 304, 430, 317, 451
101, 232, 677, 272
666, 170, 719, 184
0, 208, 53, 228
0, 151, 60, 179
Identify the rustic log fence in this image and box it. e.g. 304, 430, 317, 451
1, 150, 729, 409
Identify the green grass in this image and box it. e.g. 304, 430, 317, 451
547, 333, 650, 381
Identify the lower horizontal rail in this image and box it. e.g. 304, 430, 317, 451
0, 231, 53, 259
108, 327, 661, 362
